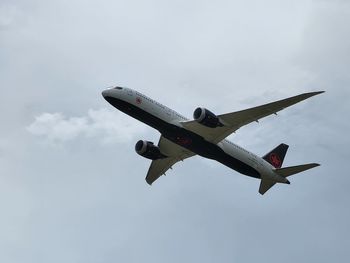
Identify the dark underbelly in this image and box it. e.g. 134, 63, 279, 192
105, 96, 261, 178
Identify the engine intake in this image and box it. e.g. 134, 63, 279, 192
135, 140, 167, 160
193, 107, 223, 128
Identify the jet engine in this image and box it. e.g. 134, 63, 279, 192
193, 107, 224, 128
135, 140, 167, 160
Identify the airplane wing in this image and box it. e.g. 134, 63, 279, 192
181, 91, 324, 143
145, 136, 195, 185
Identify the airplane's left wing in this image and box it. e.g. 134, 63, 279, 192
145, 136, 195, 185
181, 91, 324, 143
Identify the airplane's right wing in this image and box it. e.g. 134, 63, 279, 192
145, 136, 195, 185
181, 91, 324, 143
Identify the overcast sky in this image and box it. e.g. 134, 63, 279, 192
1, 0, 349, 262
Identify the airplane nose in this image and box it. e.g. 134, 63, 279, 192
102, 89, 110, 98
102, 86, 123, 99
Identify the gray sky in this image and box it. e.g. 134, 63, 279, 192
1, 0, 349, 262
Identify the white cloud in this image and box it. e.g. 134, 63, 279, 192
26, 108, 146, 145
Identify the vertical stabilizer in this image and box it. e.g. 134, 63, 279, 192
263, 143, 289, 168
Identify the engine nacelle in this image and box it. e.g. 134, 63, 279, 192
135, 140, 167, 160
193, 107, 224, 128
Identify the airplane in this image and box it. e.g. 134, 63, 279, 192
102, 87, 324, 195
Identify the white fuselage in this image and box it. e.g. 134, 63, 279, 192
102, 87, 287, 183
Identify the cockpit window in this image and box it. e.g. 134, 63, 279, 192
114, 86, 123, 90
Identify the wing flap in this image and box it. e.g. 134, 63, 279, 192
181, 91, 324, 143
219, 91, 324, 128
146, 157, 179, 185
145, 136, 195, 185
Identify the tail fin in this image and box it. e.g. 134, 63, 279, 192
263, 143, 289, 168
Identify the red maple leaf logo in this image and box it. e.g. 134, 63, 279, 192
176, 137, 192, 146
270, 153, 281, 168
136, 97, 142, 104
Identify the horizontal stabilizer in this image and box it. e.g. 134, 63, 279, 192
259, 179, 277, 195
275, 163, 320, 177
259, 163, 320, 195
